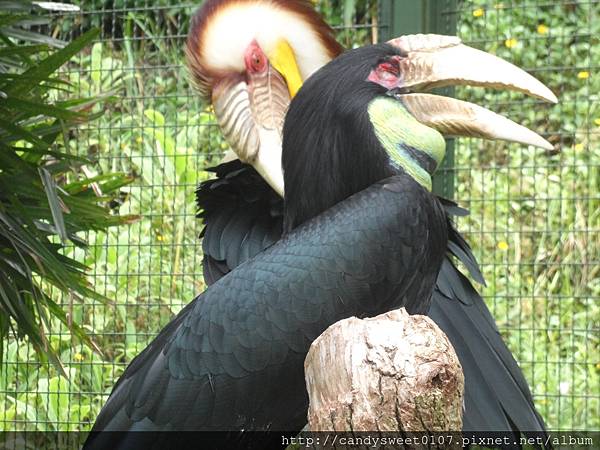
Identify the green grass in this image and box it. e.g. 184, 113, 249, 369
0, 0, 598, 434
453, 1, 600, 429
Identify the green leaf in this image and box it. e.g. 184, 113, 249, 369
6, 28, 99, 97
0, 43, 47, 58
1, 96, 83, 120
0, 26, 65, 48
38, 167, 68, 243
90, 42, 102, 88
0, 2, 34, 12
0, 115, 48, 148
143, 108, 165, 126
0, 2, 136, 373
343, 0, 357, 27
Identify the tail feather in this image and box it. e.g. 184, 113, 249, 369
441, 199, 485, 285
431, 262, 548, 441
434, 207, 548, 446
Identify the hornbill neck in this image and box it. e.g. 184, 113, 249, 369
281, 44, 445, 232
368, 96, 445, 190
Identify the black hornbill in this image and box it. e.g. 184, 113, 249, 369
84, 36, 450, 450
84, 1, 557, 448
191, 0, 557, 439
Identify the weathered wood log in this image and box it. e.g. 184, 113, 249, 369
305, 308, 464, 437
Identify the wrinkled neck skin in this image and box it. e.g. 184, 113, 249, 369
368, 96, 446, 191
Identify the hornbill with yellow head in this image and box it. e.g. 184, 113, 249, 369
84, 1, 557, 448
191, 0, 556, 438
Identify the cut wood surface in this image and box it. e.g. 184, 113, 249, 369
305, 308, 464, 436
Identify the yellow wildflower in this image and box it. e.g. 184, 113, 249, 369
74, 353, 84, 362
136, 136, 143, 144
157, 234, 164, 242
537, 24, 549, 35
577, 71, 590, 79
574, 143, 584, 151
497, 241, 509, 251
594, 118, 600, 126
473, 8, 484, 17
504, 38, 518, 49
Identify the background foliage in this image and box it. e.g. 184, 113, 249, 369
0, 2, 135, 373
0, 0, 597, 436
455, 1, 599, 429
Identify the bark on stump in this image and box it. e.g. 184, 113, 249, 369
304, 308, 464, 448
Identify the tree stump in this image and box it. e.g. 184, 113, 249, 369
304, 308, 464, 445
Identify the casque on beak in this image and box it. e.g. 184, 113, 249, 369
378, 34, 557, 151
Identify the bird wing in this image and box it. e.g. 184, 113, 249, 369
197, 167, 547, 440
196, 160, 283, 285
85, 175, 447, 448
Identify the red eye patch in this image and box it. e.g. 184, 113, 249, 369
250, 50, 266, 72
244, 40, 268, 74
379, 62, 398, 75
367, 58, 402, 89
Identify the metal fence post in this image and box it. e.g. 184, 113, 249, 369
379, 0, 457, 199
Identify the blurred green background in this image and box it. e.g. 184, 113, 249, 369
0, 0, 597, 434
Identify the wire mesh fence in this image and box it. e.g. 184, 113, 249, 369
444, 1, 599, 430
0, 0, 598, 436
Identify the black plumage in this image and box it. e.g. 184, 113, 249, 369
85, 175, 447, 449
282, 45, 399, 232
85, 44, 455, 449
283, 44, 547, 439
196, 161, 283, 283
197, 44, 548, 445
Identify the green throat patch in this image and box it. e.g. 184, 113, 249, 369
368, 96, 446, 191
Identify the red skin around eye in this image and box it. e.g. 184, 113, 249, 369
379, 62, 397, 74
367, 66, 399, 90
244, 39, 268, 74
367, 57, 403, 90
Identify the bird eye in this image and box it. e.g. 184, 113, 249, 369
377, 61, 399, 80
379, 62, 397, 74
251, 51, 266, 72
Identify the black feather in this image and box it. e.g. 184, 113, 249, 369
190, 43, 548, 445
92, 41, 550, 450
84, 175, 447, 450
196, 160, 283, 285
279, 43, 549, 446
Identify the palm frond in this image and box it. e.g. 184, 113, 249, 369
0, 3, 138, 369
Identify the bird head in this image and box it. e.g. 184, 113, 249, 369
186, 0, 342, 195
282, 35, 557, 229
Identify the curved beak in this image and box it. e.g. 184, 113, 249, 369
386, 34, 557, 150
388, 35, 556, 103
398, 94, 554, 150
